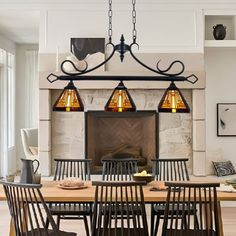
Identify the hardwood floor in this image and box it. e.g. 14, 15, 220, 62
0, 202, 236, 236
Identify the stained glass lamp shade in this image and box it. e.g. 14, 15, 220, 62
158, 82, 190, 113
105, 81, 136, 112
53, 81, 84, 112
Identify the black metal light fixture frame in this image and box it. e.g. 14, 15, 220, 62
47, 0, 198, 112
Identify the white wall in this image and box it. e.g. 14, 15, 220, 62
205, 48, 236, 174
15, 44, 39, 170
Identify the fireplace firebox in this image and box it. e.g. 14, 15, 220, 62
85, 111, 158, 174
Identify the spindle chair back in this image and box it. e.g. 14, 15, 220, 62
150, 158, 190, 236
1, 181, 76, 236
162, 182, 220, 236
102, 158, 139, 181
54, 158, 91, 181
91, 181, 149, 236
49, 159, 92, 236
152, 158, 189, 181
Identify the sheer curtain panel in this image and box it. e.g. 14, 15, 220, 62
25, 50, 39, 128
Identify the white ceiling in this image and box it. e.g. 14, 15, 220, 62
0, 11, 39, 44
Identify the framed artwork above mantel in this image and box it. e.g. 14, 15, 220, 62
217, 103, 236, 136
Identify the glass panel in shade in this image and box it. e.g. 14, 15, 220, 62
158, 82, 190, 113
53, 81, 84, 112
105, 81, 136, 112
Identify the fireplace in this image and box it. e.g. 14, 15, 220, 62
50, 89, 194, 177
85, 111, 158, 174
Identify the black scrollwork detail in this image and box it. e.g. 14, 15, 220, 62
59, 42, 116, 77
129, 43, 186, 77
46, 38, 198, 85
156, 60, 185, 76
61, 60, 88, 75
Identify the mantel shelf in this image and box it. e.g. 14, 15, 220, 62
205, 40, 236, 48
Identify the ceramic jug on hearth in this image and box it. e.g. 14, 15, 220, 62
20, 158, 40, 184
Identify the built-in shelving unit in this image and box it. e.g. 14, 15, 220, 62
205, 14, 236, 48
205, 40, 236, 47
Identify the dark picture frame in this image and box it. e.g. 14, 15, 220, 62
217, 103, 236, 136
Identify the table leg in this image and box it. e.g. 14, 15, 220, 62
218, 201, 224, 236
9, 218, 15, 236
8, 203, 28, 236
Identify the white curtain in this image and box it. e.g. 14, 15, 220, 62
25, 50, 39, 128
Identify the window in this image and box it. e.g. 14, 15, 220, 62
7, 52, 15, 147
0, 49, 15, 148
0, 48, 5, 64
0, 47, 15, 176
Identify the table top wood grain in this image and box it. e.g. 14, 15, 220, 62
1, 180, 236, 202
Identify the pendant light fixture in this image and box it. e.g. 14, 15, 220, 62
53, 81, 84, 112
47, 0, 198, 113
158, 81, 190, 113
105, 81, 136, 112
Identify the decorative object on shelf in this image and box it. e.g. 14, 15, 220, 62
53, 81, 84, 112
158, 81, 190, 113
217, 103, 236, 136
47, 0, 198, 113
105, 81, 136, 112
213, 24, 226, 40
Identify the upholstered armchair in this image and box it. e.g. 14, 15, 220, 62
20, 128, 38, 160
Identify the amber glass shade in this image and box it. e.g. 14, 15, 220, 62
53, 81, 84, 112
105, 81, 136, 112
158, 82, 190, 113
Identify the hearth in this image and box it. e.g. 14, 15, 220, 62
85, 111, 158, 174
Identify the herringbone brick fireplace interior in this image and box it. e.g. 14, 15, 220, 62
86, 111, 158, 173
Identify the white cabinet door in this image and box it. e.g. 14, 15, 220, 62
40, 7, 203, 53
135, 10, 203, 53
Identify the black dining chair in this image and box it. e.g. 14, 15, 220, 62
91, 181, 149, 236
162, 181, 221, 236
151, 158, 190, 236
47, 159, 92, 236
1, 181, 77, 236
101, 158, 139, 181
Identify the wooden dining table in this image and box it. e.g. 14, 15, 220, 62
1, 180, 236, 236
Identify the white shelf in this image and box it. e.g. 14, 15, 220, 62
205, 40, 236, 47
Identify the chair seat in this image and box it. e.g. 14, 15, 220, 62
95, 228, 147, 236
23, 228, 77, 236
48, 203, 91, 215
153, 203, 196, 215
165, 229, 216, 236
